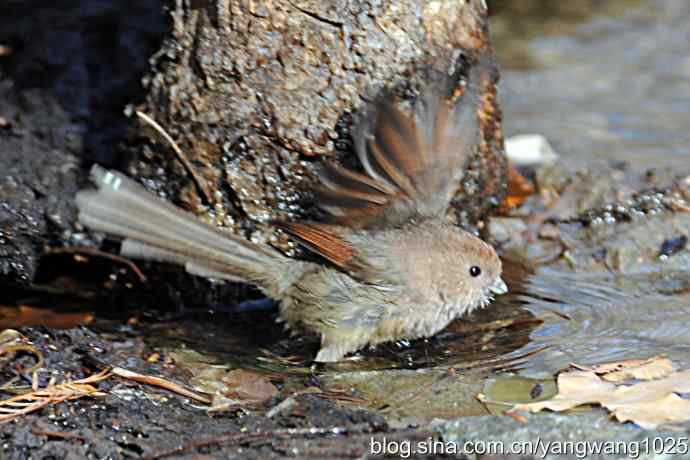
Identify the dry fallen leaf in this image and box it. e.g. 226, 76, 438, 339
509, 359, 690, 429
611, 394, 690, 428
573, 355, 674, 382
222, 369, 278, 405
501, 166, 535, 211
600, 357, 674, 382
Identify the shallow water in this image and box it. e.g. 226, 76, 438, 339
488, 0, 690, 376
494, 0, 690, 168
503, 267, 690, 376
309, 0, 690, 378
124, 268, 538, 375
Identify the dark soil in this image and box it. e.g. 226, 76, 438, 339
1, 327, 408, 460
0, 0, 168, 284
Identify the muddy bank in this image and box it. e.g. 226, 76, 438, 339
0, 1, 168, 284
1, 327, 397, 459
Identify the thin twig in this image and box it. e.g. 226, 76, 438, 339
286, 0, 343, 28
111, 367, 211, 404
0, 343, 45, 393
31, 423, 87, 442
45, 246, 148, 283
315, 390, 367, 404
0, 343, 44, 374
136, 110, 213, 205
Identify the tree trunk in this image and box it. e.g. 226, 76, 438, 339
131, 0, 507, 252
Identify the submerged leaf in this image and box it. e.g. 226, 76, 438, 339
479, 375, 557, 415
222, 369, 278, 405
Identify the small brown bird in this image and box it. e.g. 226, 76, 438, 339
76, 64, 507, 362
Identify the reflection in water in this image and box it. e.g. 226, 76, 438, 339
508, 268, 690, 376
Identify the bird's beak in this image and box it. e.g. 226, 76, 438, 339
489, 277, 508, 295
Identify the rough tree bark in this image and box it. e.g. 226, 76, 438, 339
130, 0, 507, 253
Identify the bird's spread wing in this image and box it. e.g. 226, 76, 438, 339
271, 221, 367, 274
314, 57, 488, 229
275, 56, 491, 276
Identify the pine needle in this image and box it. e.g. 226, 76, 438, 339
0, 370, 110, 424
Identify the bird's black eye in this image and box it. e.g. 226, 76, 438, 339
469, 266, 481, 277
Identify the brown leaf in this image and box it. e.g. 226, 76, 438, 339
222, 369, 278, 405
612, 394, 690, 429
501, 166, 535, 211
582, 355, 663, 374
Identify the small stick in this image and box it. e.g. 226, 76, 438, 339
45, 246, 147, 283
111, 367, 211, 404
0, 343, 44, 392
31, 423, 87, 442
135, 111, 213, 205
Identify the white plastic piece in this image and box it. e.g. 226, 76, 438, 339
505, 134, 558, 166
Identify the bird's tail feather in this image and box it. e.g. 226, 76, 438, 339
76, 166, 285, 288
